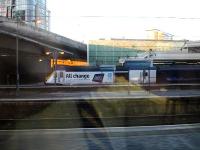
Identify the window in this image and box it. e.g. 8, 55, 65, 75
0, 0, 200, 150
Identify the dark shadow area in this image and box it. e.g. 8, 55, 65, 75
76, 101, 104, 128
76, 101, 114, 150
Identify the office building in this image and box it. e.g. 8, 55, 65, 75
147, 29, 174, 40
0, 0, 50, 30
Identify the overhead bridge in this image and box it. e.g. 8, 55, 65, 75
0, 17, 87, 59
0, 17, 87, 85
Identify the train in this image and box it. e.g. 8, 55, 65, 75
156, 65, 200, 84
45, 65, 115, 85
45, 60, 200, 85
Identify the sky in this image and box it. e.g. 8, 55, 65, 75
48, 0, 200, 42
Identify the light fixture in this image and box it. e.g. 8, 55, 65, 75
60, 51, 64, 55
45, 52, 51, 55
39, 59, 43, 62
36, 19, 42, 24
0, 54, 9, 57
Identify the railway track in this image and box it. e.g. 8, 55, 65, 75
0, 83, 200, 94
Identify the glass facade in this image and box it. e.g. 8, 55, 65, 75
0, 0, 12, 16
0, 0, 50, 30
89, 44, 140, 66
89, 39, 186, 66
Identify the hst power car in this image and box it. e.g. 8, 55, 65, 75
46, 66, 115, 85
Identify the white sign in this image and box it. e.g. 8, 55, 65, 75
129, 70, 156, 84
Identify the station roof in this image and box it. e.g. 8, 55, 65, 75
187, 40, 200, 48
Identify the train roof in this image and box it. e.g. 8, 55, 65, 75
56, 65, 115, 71
157, 65, 200, 71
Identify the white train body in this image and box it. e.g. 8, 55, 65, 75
46, 70, 114, 85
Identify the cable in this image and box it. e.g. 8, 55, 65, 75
50, 16, 200, 20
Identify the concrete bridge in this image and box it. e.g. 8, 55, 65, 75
0, 17, 87, 85
0, 17, 87, 59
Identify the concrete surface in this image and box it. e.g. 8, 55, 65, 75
0, 123, 200, 150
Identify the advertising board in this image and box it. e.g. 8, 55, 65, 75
56, 71, 114, 85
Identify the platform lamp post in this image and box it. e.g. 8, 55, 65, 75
53, 50, 58, 85
148, 49, 153, 92
45, 50, 66, 85
16, 12, 21, 92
